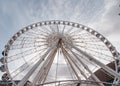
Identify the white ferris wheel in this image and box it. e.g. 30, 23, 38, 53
0, 20, 120, 86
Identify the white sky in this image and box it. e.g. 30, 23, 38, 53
0, 0, 120, 80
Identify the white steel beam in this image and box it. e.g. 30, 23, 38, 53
18, 43, 57, 86
70, 50, 104, 86
71, 45, 120, 79
62, 48, 88, 80
38, 49, 57, 84
61, 47, 81, 81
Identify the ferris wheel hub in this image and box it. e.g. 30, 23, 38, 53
46, 31, 74, 50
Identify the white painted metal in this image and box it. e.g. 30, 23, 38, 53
1, 20, 119, 86
32, 46, 58, 86
18, 43, 56, 86
71, 44, 120, 79
70, 50, 104, 86
62, 48, 81, 81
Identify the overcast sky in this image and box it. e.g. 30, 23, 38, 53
0, 0, 120, 79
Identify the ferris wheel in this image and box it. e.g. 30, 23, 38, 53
0, 20, 120, 86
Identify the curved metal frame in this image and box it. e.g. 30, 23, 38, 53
0, 20, 120, 86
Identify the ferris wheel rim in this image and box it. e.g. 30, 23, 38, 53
1, 20, 119, 86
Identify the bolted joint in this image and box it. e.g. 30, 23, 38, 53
2, 73, 9, 81
0, 65, 6, 72
0, 57, 6, 64
2, 51, 8, 56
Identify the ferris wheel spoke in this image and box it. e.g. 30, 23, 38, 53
80, 47, 113, 61
41, 26, 52, 34
34, 28, 51, 36
62, 48, 88, 80
8, 47, 47, 62
62, 25, 66, 34
76, 44, 113, 58
74, 39, 101, 43
70, 31, 90, 37
37, 47, 58, 85
25, 31, 41, 37
74, 51, 103, 69
61, 47, 81, 81
73, 37, 101, 43
49, 25, 59, 34
79, 43, 107, 49
56, 25, 59, 34
32, 44, 58, 86
39, 26, 52, 33
72, 36, 95, 40
74, 52, 99, 72
65, 26, 73, 34
19, 35, 46, 40
75, 44, 108, 51
69, 29, 83, 36
49, 26, 55, 33
71, 45, 120, 79
17, 43, 57, 86
30, 29, 48, 36
10, 43, 46, 50
11, 48, 47, 78
15, 36, 43, 42
25, 31, 48, 39
15, 37, 35, 42
76, 49, 113, 67
70, 49, 104, 86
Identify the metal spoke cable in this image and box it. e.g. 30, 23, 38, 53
38, 26, 52, 34
75, 44, 108, 51
17, 44, 56, 86
70, 50, 99, 72
62, 25, 66, 34
8, 45, 45, 58
65, 26, 73, 34
40, 26, 52, 34
7, 47, 47, 62
55, 49, 60, 85
38, 48, 58, 85
25, 30, 49, 38
64, 48, 88, 79
10, 43, 47, 50
72, 44, 120, 79
76, 43, 108, 50
11, 48, 47, 78
61, 47, 81, 81
69, 49, 104, 86
64, 52, 76, 80
76, 45, 113, 59
32, 45, 58, 86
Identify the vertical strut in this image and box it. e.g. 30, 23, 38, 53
61, 47, 81, 81
18, 42, 57, 86
70, 50, 104, 86
39, 49, 57, 84
32, 47, 57, 86
62, 48, 88, 80
71, 44, 120, 79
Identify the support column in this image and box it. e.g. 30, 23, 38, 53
18, 42, 58, 86
61, 47, 81, 81
71, 44, 120, 79
70, 50, 104, 86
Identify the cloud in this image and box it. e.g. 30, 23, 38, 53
86, 0, 120, 51
88, 0, 120, 36
26, 0, 105, 23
